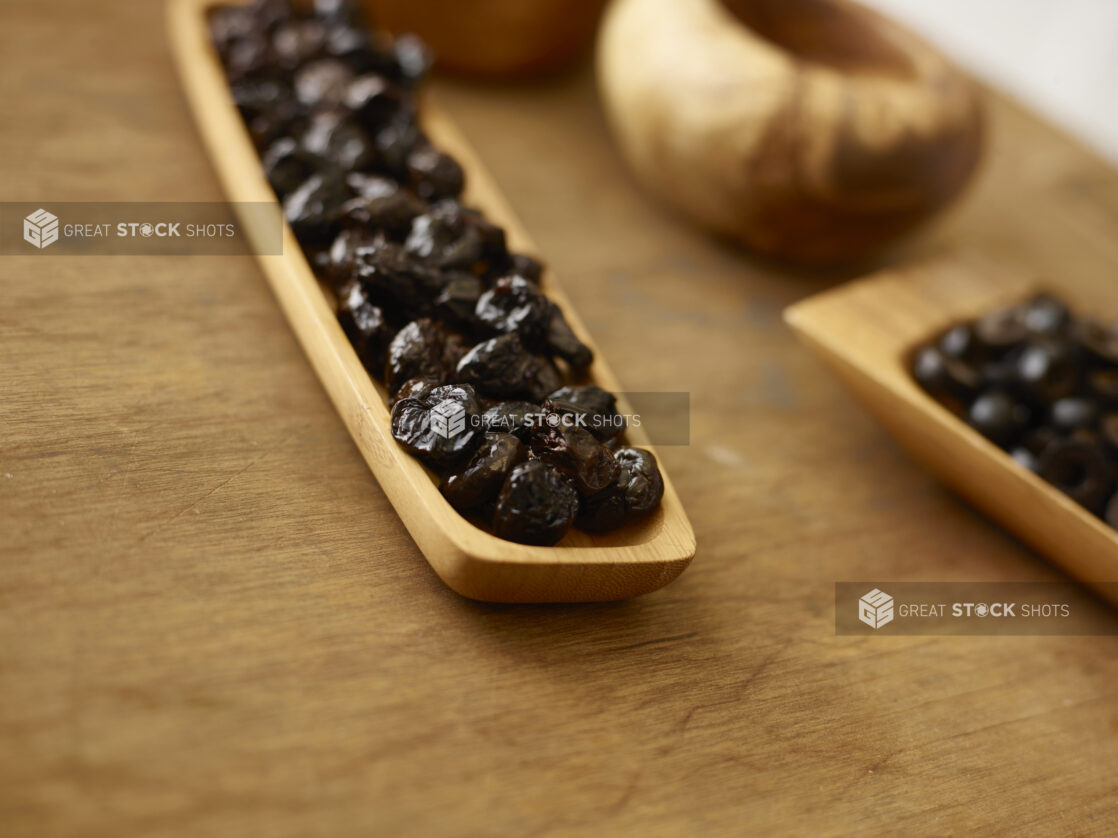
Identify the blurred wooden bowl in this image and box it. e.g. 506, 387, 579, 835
363, 0, 608, 77
598, 0, 986, 266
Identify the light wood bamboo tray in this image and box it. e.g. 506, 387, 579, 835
785, 252, 1118, 606
167, 0, 696, 602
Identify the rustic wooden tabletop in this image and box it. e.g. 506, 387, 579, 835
2, 1, 1117, 836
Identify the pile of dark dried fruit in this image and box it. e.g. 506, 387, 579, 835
912, 292, 1118, 527
211, 0, 664, 545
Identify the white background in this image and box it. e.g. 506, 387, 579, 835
864, 0, 1118, 165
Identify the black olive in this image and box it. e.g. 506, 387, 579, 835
325, 227, 380, 286
224, 33, 275, 83
1106, 492, 1118, 529
336, 279, 393, 374
1049, 397, 1098, 431
545, 386, 625, 442
1022, 426, 1060, 458
492, 461, 579, 546
293, 58, 354, 106
272, 19, 327, 70
1019, 293, 1070, 336
575, 447, 665, 533
1010, 447, 1039, 472
372, 111, 425, 177
455, 333, 562, 401
261, 136, 317, 198
313, 0, 361, 26
1016, 340, 1078, 403
343, 74, 401, 131
912, 346, 979, 402
509, 253, 544, 284
404, 202, 484, 270
440, 433, 526, 511
1074, 319, 1118, 366
480, 401, 540, 441
390, 383, 483, 471
939, 323, 979, 361
352, 241, 442, 320
406, 145, 465, 201
434, 274, 483, 329
967, 390, 1028, 447
475, 276, 552, 347
301, 110, 373, 171
283, 171, 350, 245
1087, 369, 1118, 405
1037, 439, 1115, 514
546, 305, 593, 373
975, 307, 1028, 354
392, 34, 433, 85
384, 318, 452, 393
389, 377, 440, 413
1100, 414, 1118, 451
339, 187, 425, 240
210, 5, 256, 58
529, 412, 620, 497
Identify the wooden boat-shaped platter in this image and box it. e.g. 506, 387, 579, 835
168, 0, 696, 602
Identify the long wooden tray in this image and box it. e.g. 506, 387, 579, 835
167, 0, 696, 602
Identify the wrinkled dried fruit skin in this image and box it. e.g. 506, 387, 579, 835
475, 276, 551, 347
217, 0, 665, 544
340, 185, 425, 241
493, 461, 579, 546
481, 400, 540, 441
336, 279, 394, 372
546, 304, 593, 373
390, 383, 482, 470
351, 242, 443, 321
576, 448, 664, 533
434, 273, 482, 329
545, 386, 624, 441
344, 74, 401, 132
283, 171, 349, 245
390, 375, 440, 408
529, 413, 620, 497
406, 145, 465, 202
404, 201, 483, 270
293, 58, 354, 106
508, 253, 544, 284
455, 334, 561, 402
262, 136, 318, 197
385, 318, 451, 393
301, 109, 373, 171
441, 433, 526, 511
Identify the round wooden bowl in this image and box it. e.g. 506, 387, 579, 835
597, 0, 986, 266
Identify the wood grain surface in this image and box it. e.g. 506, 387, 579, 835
2, 1, 1117, 835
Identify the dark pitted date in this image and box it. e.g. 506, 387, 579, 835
214, 0, 663, 544
912, 292, 1118, 529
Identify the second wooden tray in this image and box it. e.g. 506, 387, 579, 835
785, 252, 1118, 605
